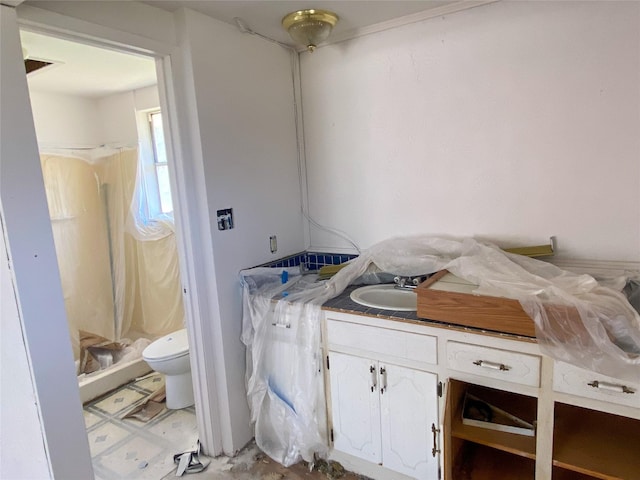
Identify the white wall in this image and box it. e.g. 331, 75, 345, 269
134, 84, 160, 111
18, 0, 306, 458
29, 85, 160, 148
27, 0, 177, 48
29, 90, 101, 147
176, 8, 304, 451
98, 90, 139, 145
301, 1, 640, 261
1, 215, 51, 480
0, 6, 93, 478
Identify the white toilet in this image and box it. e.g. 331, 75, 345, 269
142, 328, 194, 409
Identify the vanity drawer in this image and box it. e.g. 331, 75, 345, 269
447, 341, 541, 387
553, 361, 640, 409
326, 319, 437, 365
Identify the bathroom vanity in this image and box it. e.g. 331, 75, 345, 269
321, 289, 640, 480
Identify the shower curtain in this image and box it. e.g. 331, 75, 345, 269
41, 149, 184, 360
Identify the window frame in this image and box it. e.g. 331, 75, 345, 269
148, 109, 173, 215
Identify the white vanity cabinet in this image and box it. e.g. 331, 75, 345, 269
329, 352, 439, 479
322, 309, 640, 480
324, 314, 440, 480
550, 361, 640, 479
328, 352, 383, 465
378, 363, 438, 479
553, 361, 639, 409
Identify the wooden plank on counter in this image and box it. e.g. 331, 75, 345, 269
416, 270, 537, 337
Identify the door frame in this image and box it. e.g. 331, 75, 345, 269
15, 2, 225, 463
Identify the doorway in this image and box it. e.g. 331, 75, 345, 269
19, 27, 203, 478
3, 5, 227, 476
22, 28, 185, 395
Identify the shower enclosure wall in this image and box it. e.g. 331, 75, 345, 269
40, 147, 184, 399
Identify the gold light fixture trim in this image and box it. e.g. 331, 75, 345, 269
282, 9, 339, 52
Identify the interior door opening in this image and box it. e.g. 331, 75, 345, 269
20, 27, 200, 478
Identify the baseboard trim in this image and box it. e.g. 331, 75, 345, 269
329, 449, 419, 480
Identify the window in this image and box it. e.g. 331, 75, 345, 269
148, 111, 173, 214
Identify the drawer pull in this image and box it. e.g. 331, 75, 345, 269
587, 380, 635, 394
370, 365, 377, 392
431, 423, 441, 457
473, 360, 511, 371
380, 367, 387, 394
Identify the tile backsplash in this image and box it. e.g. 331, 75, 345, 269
260, 251, 357, 271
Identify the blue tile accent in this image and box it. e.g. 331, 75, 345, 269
255, 251, 358, 270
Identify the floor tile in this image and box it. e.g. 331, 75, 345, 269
93, 387, 146, 415
83, 410, 104, 429
85, 379, 365, 480
147, 409, 198, 451
97, 434, 167, 478
87, 422, 131, 456
134, 373, 165, 393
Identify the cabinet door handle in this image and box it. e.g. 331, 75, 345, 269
380, 367, 387, 394
473, 360, 511, 371
431, 423, 441, 457
588, 380, 635, 394
370, 365, 377, 392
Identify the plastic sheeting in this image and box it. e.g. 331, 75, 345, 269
241, 236, 639, 466
126, 151, 175, 242
241, 269, 332, 467
42, 154, 118, 356
40, 150, 184, 360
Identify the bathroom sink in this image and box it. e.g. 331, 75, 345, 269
350, 285, 417, 312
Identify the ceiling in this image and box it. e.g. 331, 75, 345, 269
143, 1, 459, 46
20, 29, 157, 98
19, 1, 462, 98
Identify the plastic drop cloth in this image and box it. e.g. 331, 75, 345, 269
40, 150, 184, 360
241, 269, 331, 467
241, 236, 640, 466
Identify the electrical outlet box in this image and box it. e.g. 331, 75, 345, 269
217, 208, 234, 230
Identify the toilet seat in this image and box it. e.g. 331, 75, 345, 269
143, 328, 189, 362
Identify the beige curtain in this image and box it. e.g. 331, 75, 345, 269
41, 155, 115, 357
41, 150, 184, 360
132, 235, 185, 335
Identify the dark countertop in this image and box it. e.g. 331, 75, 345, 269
322, 284, 537, 343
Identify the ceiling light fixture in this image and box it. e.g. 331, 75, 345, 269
282, 9, 339, 53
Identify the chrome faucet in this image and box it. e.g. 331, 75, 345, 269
393, 275, 429, 290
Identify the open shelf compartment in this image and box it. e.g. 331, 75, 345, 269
452, 442, 536, 480
444, 379, 538, 479
553, 402, 640, 480
448, 379, 537, 459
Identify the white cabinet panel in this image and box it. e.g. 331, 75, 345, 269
380, 364, 439, 479
553, 361, 640, 409
329, 352, 382, 464
326, 319, 437, 365
328, 349, 439, 479
447, 341, 541, 387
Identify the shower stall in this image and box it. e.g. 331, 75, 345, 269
40, 147, 184, 401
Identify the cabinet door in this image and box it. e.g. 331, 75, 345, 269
329, 352, 382, 464
380, 364, 439, 479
